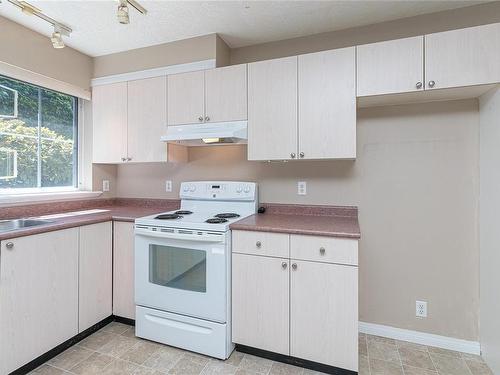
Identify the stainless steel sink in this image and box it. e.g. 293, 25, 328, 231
0, 219, 54, 233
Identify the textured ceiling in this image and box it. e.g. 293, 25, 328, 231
0, 0, 487, 57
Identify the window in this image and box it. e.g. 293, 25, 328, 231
0, 75, 78, 191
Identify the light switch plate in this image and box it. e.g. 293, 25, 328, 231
297, 181, 307, 195
165, 180, 173, 192
102, 180, 110, 192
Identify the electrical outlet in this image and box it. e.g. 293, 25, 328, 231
102, 180, 110, 192
416, 300, 427, 318
297, 181, 307, 195
165, 180, 173, 192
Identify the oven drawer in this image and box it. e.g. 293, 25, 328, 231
290, 234, 358, 266
232, 230, 289, 258
136, 306, 232, 359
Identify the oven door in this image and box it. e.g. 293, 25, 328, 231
135, 226, 228, 323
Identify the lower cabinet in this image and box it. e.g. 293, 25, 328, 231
79, 222, 113, 332
0, 229, 79, 375
113, 221, 136, 319
232, 231, 358, 372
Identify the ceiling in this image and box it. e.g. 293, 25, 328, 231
0, 0, 488, 57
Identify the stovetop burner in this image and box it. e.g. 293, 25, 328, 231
205, 218, 229, 224
155, 214, 182, 220
215, 213, 241, 219
174, 210, 193, 215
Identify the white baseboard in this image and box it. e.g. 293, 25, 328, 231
359, 322, 480, 355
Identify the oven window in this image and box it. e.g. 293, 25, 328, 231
149, 245, 207, 293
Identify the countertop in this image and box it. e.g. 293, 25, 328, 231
230, 204, 360, 239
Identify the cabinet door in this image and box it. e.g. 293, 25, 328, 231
92, 82, 128, 163
248, 56, 297, 161
291, 261, 358, 371
113, 221, 136, 319
205, 64, 247, 123
0, 229, 79, 374
357, 36, 424, 96
425, 23, 500, 90
79, 222, 112, 332
232, 254, 289, 355
298, 48, 356, 159
128, 76, 167, 162
167, 70, 205, 125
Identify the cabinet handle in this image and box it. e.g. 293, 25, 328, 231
319, 247, 326, 255
198, 116, 204, 122
205, 116, 210, 122
6, 242, 14, 250
256, 241, 262, 248
299, 152, 305, 158
428, 80, 435, 88
416, 82, 423, 89
292, 263, 297, 270
281, 262, 287, 269
121, 157, 126, 162
127, 157, 132, 161
290, 153, 296, 159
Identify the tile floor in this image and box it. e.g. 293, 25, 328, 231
29, 322, 492, 375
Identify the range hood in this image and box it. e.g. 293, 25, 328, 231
161, 121, 247, 146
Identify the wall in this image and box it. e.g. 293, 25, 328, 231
0, 15, 93, 91
115, 99, 480, 341
479, 87, 500, 372
230, 1, 500, 64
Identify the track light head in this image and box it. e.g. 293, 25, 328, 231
51, 25, 64, 49
117, 0, 130, 24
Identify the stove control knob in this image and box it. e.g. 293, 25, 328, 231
182, 185, 189, 192
189, 185, 196, 192
236, 186, 243, 193
243, 185, 251, 193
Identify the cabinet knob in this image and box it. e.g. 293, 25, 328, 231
290, 153, 296, 159
281, 262, 287, 269
256, 241, 262, 248
416, 82, 423, 89
127, 157, 132, 161
121, 157, 126, 162
292, 263, 297, 270
428, 80, 435, 88
319, 247, 326, 255
299, 152, 305, 158
6, 242, 14, 249
198, 116, 204, 122
205, 116, 210, 122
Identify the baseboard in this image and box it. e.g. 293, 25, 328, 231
359, 321, 480, 355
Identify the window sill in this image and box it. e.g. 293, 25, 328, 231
0, 190, 103, 207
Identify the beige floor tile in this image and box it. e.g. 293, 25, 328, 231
369, 358, 404, 375
302, 369, 328, 375
235, 370, 263, 375
48, 346, 94, 370
398, 348, 435, 371
29, 364, 67, 375
78, 331, 117, 351
120, 339, 163, 365
367, 335, 397, 345
427, 347, 462, 358
402, 365, 438, 375
429, 353, 471, 375
70, 352, 115, 375
466, 360, 494, 375
359, 355, 370, 375
268, 362, 304, 375
122, 327, 138, 338
368, 340, 400, 363
143, 349, 184, 372
238, 354, 273, 374
97, 334, 138, 357
359, 335, 368, 356
133, 367, 167, 375
100, 358, 140, 374
167, 357, 206, 374
396, 341, 428, 352
101, 322, 132, 335
223, 351, 244, 367
462, 353, 485, 363
201, 361, 238, 375
183, 352, 211, 366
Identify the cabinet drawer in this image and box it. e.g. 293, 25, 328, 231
232, 230, 289, 258
290, 235, 358, 266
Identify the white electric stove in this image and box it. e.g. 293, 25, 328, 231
134, 181, 258, 359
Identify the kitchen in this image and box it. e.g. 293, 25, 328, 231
0, 1, 499, 375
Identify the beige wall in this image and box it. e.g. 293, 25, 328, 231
116, 99, 480, 341
230, 1, 500, 64
479, 87, 500, 371
0, 15, 93, 91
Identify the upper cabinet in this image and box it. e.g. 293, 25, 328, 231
248, 49, 356, 161
167, 64, 247, 126
425, 23, 500, 90
357, 36, 424, 96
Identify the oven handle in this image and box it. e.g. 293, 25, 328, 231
135, 227, 225, 243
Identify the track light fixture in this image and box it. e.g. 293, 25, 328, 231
51, 25, 64, 49
117, 0, 147, 25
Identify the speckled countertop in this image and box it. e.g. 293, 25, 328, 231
230, 203, 360, 239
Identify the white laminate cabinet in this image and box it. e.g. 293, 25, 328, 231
127, 76, 168, 162
113, 221, 136, 319
232, 230, 289, 258
290, 234, 358, 266
205, 64, 247, 123
248, 56, 298, 161
167, 70, 205, 126
0, 229, 79, 375
357, 36, 424, 96
425, 23, 500, 90
92, 82, 128, 163
232, 253, 290, 355
79, 222, 113, 332
290, 260, 358, 371
298, 48, 356, 159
